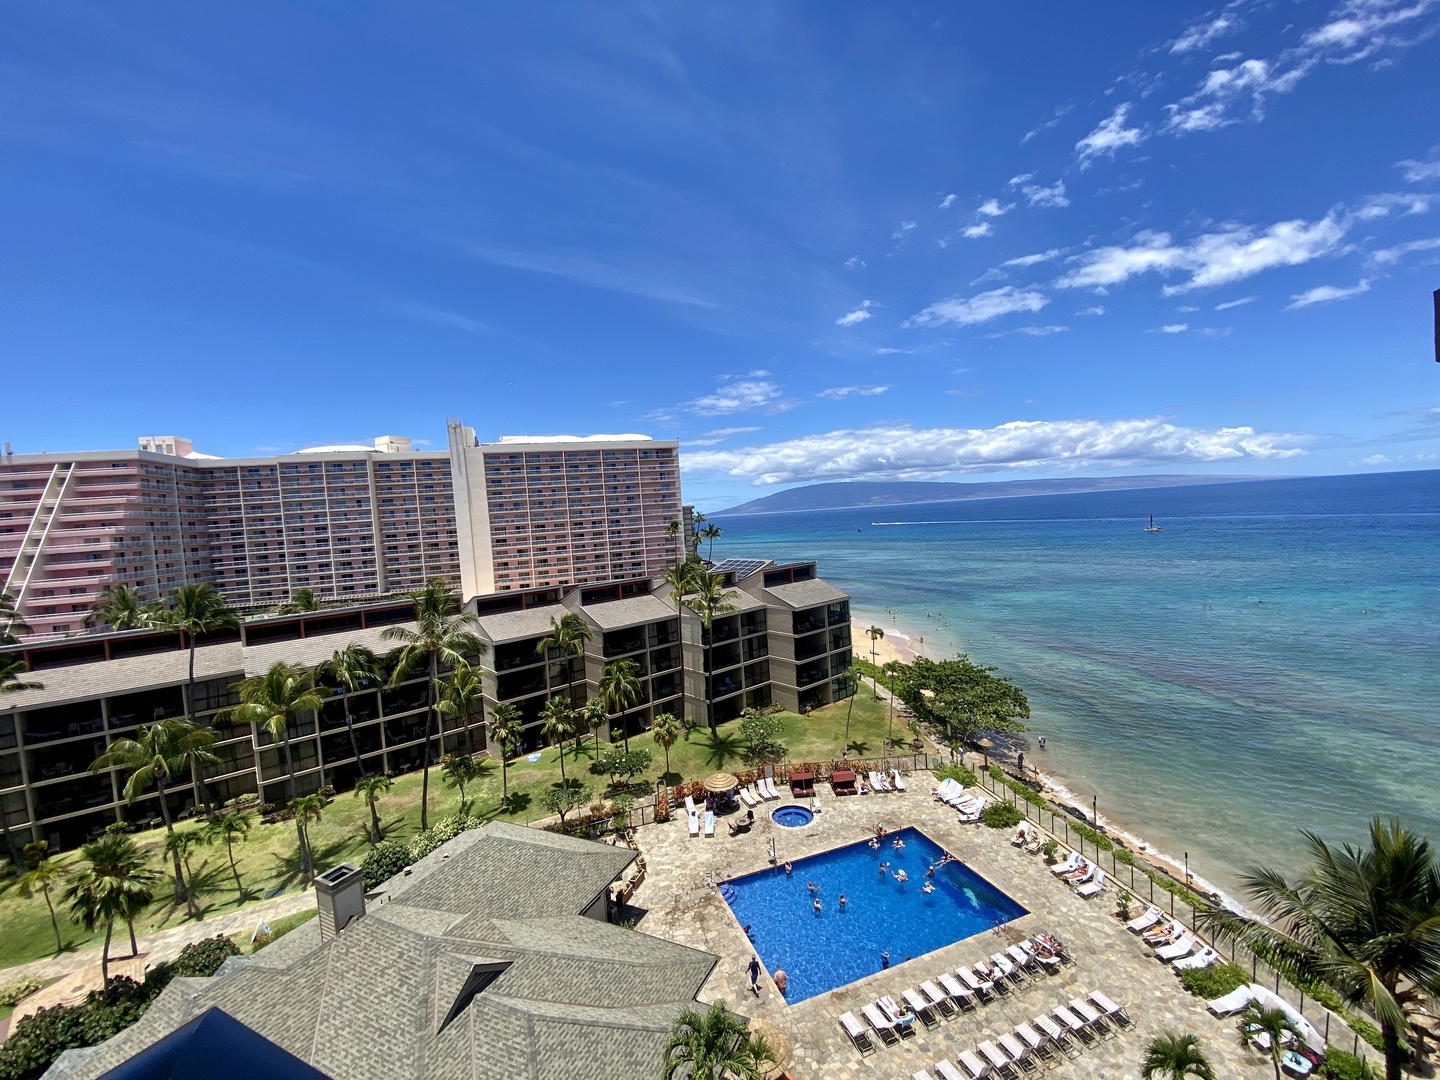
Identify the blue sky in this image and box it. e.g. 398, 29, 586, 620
3, 1, 1439, 510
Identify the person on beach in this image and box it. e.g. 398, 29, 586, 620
1017, 751, 1025, 772
875, 823, 886, 839
1038, 735, 1046, 750
747, 956, 761, 996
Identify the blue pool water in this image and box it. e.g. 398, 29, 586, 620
722, 827, 1027, 1002
771, 805, 814, 828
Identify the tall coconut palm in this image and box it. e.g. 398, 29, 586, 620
63, 834, 158, 988
383, 578, 485, 831
865, 625, 885, 698
662, 1001, 768, 1080
1197, 816, 1440, 1080
19, 858, 67, 954
204, 809, 254, 900
353, 774, 393, 846
698, 522, 722, 562
163, 830, 205, 915
281, 588, 320, 614
682, 572, 739, 735
1141, 1032, 1217, 1080
597, 659, 642, 750
320, 643, 383, 771
660, 561, 697, 625
151, 584, 238, 820
540, 697, 576, 783
438, 660, 485, 755
289, 793, 325, 881
0, 578, 29, 644
842, 659, 864, 759
536, 613, 591, 751
665, 519, 682, 561
651, 712, 681, 781
85, 584, 151, 632
90, 717, 217, 905
1236, 1002, 1301, 1080
441, 753, 479, 810
487, 704, 522, 809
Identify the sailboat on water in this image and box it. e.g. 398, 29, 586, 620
1144, 514, 1164, 533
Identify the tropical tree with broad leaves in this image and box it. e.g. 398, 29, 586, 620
865, 625, 885, 698
698, 522, 722, 562
1, 655, 42, 695
540, 697, 577, 784
383, 578, 485, 831
437, 659, 485, 756
651, 712, 681, 781
289, 793, 326, 882
205, 809, 254, 900
441, 753, 480, 811
598, 658, 642, 750
63, 834, 159, 989
19, 858, 67, 954
536, 613, 592, 752
0, 578, 30, 644
1236, 1002, 1302, 1080
487, 704, 522, 809
662, 1001, 773, 1080
353, 774, 393, 846
320, 643, 383, 771
682, 571, 739, 736
86, 584, 152, 632
1140, 1031, 1217, 1080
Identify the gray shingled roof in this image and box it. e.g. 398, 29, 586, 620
243, 624, 412, 676
473, 604, 570, 645
45, 821, 717, 1080
582, 594, 676, 630
764, 578, 849, 609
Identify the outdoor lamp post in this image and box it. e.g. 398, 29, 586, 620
1092, 795, 1098, 828
1184, 851, 1190, 885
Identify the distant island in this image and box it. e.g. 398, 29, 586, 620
714, 474, 1253, 516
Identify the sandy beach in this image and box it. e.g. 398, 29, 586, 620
848, 614, 916, 667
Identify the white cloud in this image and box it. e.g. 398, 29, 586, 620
874, 346, 917, 355
1303, 0, 1440, 62
1156, 323, 1190, 334
1399, 151, 1440, 183
963, 223, 993, 239
1369, 235, 1440, 264
1215, 295, 1259, 310
684, 378, 785, 416
1055, 212, 1348, 294
1009, 176, 1070, 208
1164, 58, 1282, 134
1172, 13, 1241, 53
1175, 305, 1200, 313
1020, 103, 1074, 145
984, 325, 1069, 339
908, 286, 1050, 328
939, 194, 957, 210
687, 426, 761, 446
836, 300, 876, 326
1076, 305, 1106, 316
844, 256, 866, 270
1076, 103, 1147, 167
1285, 279, 1372, 309
1356, 192, 1432, 219
686, 417, 1311, 486
977, 198, 1014, 218
1003, 249, 1064, 268
817, 385, 891, 400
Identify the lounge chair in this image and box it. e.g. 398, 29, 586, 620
1032, 1014, 1077, 1057
978, 1040, 1017, 1078
687, 811, 700, 838
935, 777, 963, 802
738, 786, 758, 808
989, 952, 1025, 987
934, 1060, 968, 1080
938, 972, 977, 1011
1155, 934, 1196, 962
684, 795, 696, 815
1127, 905, 1164, 933
861, 1002, 900, 1045
1010, 824, 1030, 847
1068, 997, 1111, 1037
902, 987, 939, 1027
1049, 851, 1082, 875
1173, 945, 1219, 972
1007, 944, 1038, 972
839, 1011, 874, 1054
1062, 859, 1094, 884
920, 980, 956, 1018
1206, 985, 1254, 1017
1075, 868, 1106, 898
957, 965, 994, 1001
1088, 990, 1132, 1028
1013, 1023, 1054, 1064
703, 811, 715, 838
1023, 834, 1043, 855
1022, 939, 1060, 973
959, 797, 988, 823
913, 1073, 935, 1080
1143, 919, 1183, 946
998, 1032, 1038, 1076
878, 996, 918, 1037
870, 770, 891, 792
1052, 1005, 1091, 1043
957, 1049, 991, 1079
891, 768, 907, 791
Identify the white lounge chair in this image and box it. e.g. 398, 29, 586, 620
1206, 985, 1254, 1017
957, 965, 994, 1001
1075, 868, 1106, 898
914, 1073, 935, 1080
1127, 905, 1163, 933
870, 770, 891, 792
957, 1049, 990, 1079
684, 795, 696, 815
1143, 919, 1184, 947
921, 980, 956, 1018
959, 797, 988, 822
935, 778, 963, 802
1032, 1013, 1076, 1056
1014, 1023, 1053, 1065
978, 1040, 1016, 1078
990, 952, 1024, 986
703, 811, 715, 838
1155, 934, 1196, 962
1173, 945, 1219, 972
938, 972, 977, 1011
767, 777, 782, 799
1007, 944, 1038, 972
902, 987, 938, 1027
738, 786, 758, 808
839, 1011, 874, 1054
998, 1033, 1036, 1075
891, 768, 907, 791
935, 1060, 967, 1080
687, 811, 700, 838
1052, 1005, 1089, 1042
1088, 990, 1132, 1028
1062, 859, 1095, 885
862, 1002, 899, 1044
1049, 851, 1081, 875
1010, 824, 1030, 847
1068, 997, 1110, 1036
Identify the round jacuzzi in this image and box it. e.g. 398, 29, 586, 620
771, 805, 814, 828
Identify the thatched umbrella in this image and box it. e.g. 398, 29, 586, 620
746, 1016, 791, 1079
977, 736, 994, 768
703, 772, 739, 794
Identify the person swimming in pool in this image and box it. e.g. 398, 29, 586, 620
878, 862, 889, 878
805, 881, 819, 894
813, 898, 822, 914
783, 861, 792, 876
838, 893, 847, 909
922, 881, 935, 894
868, 837, 880, 850
892, 837, 905, 851
894, 869, 908, 883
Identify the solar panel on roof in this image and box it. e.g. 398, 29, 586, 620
708, 558, 770, 580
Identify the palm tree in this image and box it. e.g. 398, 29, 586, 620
842, 659, 863, 759
441, 754, 478, 810
18, 858, 67, 954
281, 588, 320, 614
289, 793, 325, 881
353, 775, 394, 845
540, 697, 576, 783
383, 578, 485, 831
151, 584, 238, 820
487, 705, 522, 809
0, 578, 30, 644
698, 522, 722, 562
1237, 1002, 1301, 1080
866, 625, 884, 698
164, 829, 205, 915
682, 572, 739, 735
665, 519, 681, 561
320, 643, 383, 771
652, 712, 681, 781
536, 613, 592, 752
204, 810, 254, 899
1195, 816, 1440, 1080
1141, 1031, 1217, 1080
89, 718, 218, 905
63, 834, 159, 988
1, 655, 42, 694
660, 562, 697, 625
662, 1001, 767, 1080
597, 659, 642, 750
437, 660, 485, 755
86, 584, 151, 632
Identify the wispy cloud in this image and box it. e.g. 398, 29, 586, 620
817, 385, 891, 400
963, 223, 993, 239
1008, 174, 1070, 208
1369, 235, 1440, 265
1398, 149, 1440, 183
458, 245, 718, 308
984, 325, 1068, 339
1020, 103, 1074, 145
686, 416, 1311, 486
977, 198, 1014, 218
836, 300, 876, 326
674, 376, 786, 417
939, 193, 957, 209
844, 255, 867, 270
687, 426, 762, 446
1076, 304, 1106, 316
1171, 13, 1241, 53
390, 301, 491, 333
1356, 191, 1432, 219
1214, 295, 1259, 311
1003, 249, 1064, 268
1154, 323, 1190, 334
908, 285, 1050, 328
1286, 279, 1372, 309
1076, 103, 1146, 167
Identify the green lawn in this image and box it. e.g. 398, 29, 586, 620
0, 690, 920, 971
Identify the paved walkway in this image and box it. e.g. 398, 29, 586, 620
630, 772, 1280, 1080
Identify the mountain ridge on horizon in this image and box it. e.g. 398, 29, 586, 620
713, 474, 1263, 516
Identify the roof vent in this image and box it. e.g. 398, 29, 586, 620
314, 863, 365, 942
437, 961, 513, 1034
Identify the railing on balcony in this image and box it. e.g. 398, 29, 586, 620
791, 610, 827, 636
794, 631, 829, 662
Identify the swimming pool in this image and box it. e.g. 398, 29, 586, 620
721, 826, 1027, 1002
771, 805, 814, 828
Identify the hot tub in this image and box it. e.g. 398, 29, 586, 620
771, 805, 815, 828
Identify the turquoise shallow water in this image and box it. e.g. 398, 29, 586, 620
713, 470, 1440, 895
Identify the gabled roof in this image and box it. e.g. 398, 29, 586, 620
581, 594, 676, 630
473, 604, 571, 645
763, 578, 849, 609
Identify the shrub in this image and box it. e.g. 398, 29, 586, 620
407, 814, 480, 861
168, 936, 241, 979
0, 976, 168, 1080
1041, 839, 1059, 864
1322, 1049, 1379, 1079
0, 979, 44, 1008
360, 840, 413, 889
933, 764, 977, 787
979, 802, 1024, 830
1178, 962, 1248, 1000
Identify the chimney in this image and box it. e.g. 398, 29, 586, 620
314, 863, 366, 941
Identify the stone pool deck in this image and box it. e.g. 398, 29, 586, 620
630, 774, 1275, 1079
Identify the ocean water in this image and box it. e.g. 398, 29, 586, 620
722, 826, 1027, 1002
713, 470, 1440, 897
